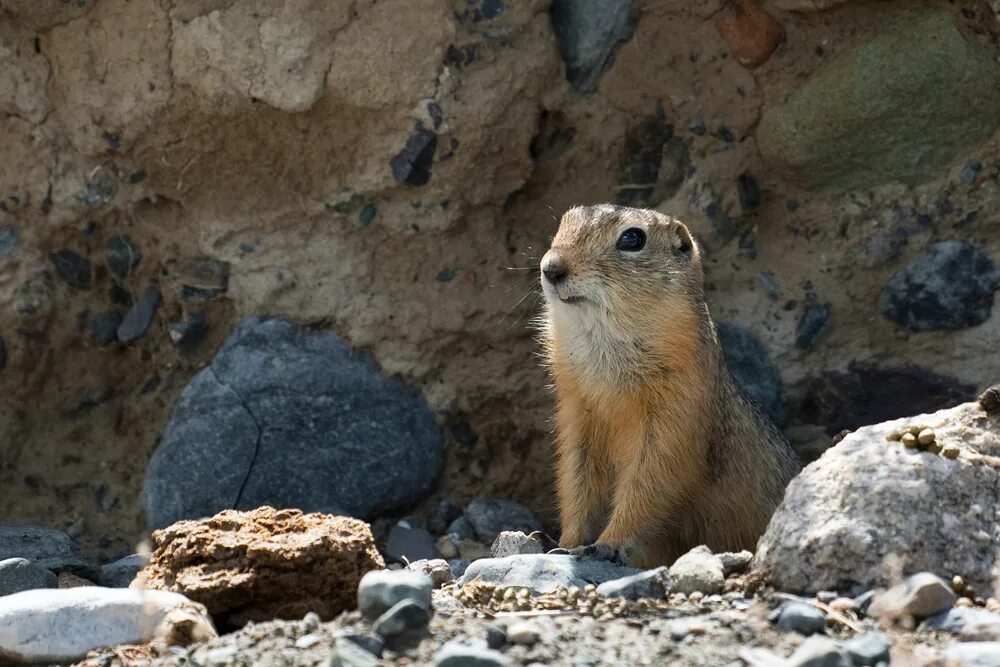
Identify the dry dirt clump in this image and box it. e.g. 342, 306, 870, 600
134, 506, 384, 629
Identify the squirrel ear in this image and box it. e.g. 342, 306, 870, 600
672, 224, 694, 255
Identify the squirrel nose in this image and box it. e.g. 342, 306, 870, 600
541, 254, 569, 284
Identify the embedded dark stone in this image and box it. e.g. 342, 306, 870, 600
105, 234, 142, 280
616, 116, 672, 207
551, 0, 635, 93
390, 129, 438, 187
717, 322, 785, 426
795, 303, 830, 350
88, 311, 123, 345
169, 311, 208, 351
49, 250, 92, 289
0, 225, 18, 259
117, 285, 161, 343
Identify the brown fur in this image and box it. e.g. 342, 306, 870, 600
539, 204, 800, 568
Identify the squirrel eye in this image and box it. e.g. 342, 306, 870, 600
616, 228, 646, 252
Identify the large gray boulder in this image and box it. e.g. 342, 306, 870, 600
0, 526, 95, 578
756, 398, 1000, 594
757, 7, 1000, 190
143, 317, 443, 528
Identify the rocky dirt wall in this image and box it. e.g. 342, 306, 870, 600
1, 0, 998, 559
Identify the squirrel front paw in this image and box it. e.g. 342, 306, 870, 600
566, 542, 629, 567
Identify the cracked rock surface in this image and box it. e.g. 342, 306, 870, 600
142, 317, 443, 529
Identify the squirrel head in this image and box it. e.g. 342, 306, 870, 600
540, 204, 704, 319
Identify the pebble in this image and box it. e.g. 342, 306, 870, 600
870, 572, 956, 620
371, 599, 431, 648
117, 285, 161, 343
0, 224, 18, 259
942, 444, 960, 459
795, 303, 830, 350
922, 607, 1000, 641
99, 553, 147, 588
428, 501, 463, 535
718, 550, 753, 576
668, 546, 724, 594
390, 129, 437, 187
770, 600, 827, 635
0, 558, 57, 596
446, 516, 477, 541
88, 311, 123, 345
713, 0, 785, 69
917, 428, 936, 446
386, 521, 441, 563
941, 642, 1000, 667
168, 311, 208, 350
356, 570, 433, 621
407, 559, 454, 588
464, 498, 542, 544
490, 531, 544, 558
105, 234, 142, 280
507, 621, 541, 645
816, 591, 838, 604
341, 633, 384, 657
596, 566, 672, 600
330, 636, 379, 667
486, 624, 508, 649
49, 250, 92, 289
842, 631, 891, 666
828, 597, 856, 612
448, 559, 470, 578
786, 635, 851, 667
294, 633, 323, 649
434, 641, 509, 667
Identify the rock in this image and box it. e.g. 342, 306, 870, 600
99, 553, 147, 588
870, 572, 956, 620
0, 225, 17, 259
449, 559, 471, 578
459, 540, 491, 561
0, 337, 4, 370
390, 129, 437, 187
0, 558, 57, 596
879, 241, 998, 332
357, 569, 433, 621
615, 116, 673, 207
770, 600, 826, 635
428, 500, 463, 535
756, 400, 1000, 594
668, 546, 725, 594
922, 607, 1000, 641
105, 234, 142, 280
341, 633, 384, 658
786, 635, 851, 667
490, 531, 544, 558
135, 506, 383, 629
330, 636, 379, 667
595, 566, 672, 600
757, 7, 1000, 190
0, 587, 214, 664
842, 631, 891, 666
981, 385, 1000, 416
447, 516, 477, 541
407, 559, 454, 588
941, 642, 1000, 667
713, 0, 785, 69
168, 311, 208, 351
0, 525, 95, 578
550, 0, 634, 93
371, 599, 430, 649
117, 285, 161, 343
716, 321, 785, 425
507, 621, 540, 645
798, 363, 975, 436
88, 311, 123, 345
718, 550, 753, 576
386, 521, 441, 563
434, 641, 509, 667
486, 624, 508, 649
58, 571, 95, 588
176, 257, 230, 301
796, 303, 830, 350
464, 498, 542, 544
49, 249, 91, 289
142, 317, 443, 528
458, 554, 641, 594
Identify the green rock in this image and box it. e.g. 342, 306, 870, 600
757, 8, 1000, 190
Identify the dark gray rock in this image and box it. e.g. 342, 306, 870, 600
550, 0, 634, 93
922, 607, 1000, 641
879, 241, 998, 331
117, 286, 161, 343
0, 558, 57, 596
428, 500, 463, 535
330, 636, 379, 667
595, 566, 671, 600
386, 522, 440, 563
941, 643, 1000, 667
770, 600, 827, 635
0, 526, 96, 578
796, 303, 830, 350
457, 554, 641, 594
434, 641, 509, 667
371, 599, 430, 649
448, 559, 470, 578
490, 531, 543, 558
718, 550, 753, 576
168, 311, 208, 351
49, 250, 91, 289
0, 225, 18, 259
717, 321, 785, 425
446, 516, 476, 541
406, 559, 453, 588
177, 257, 230, 301
142, 317, 444, 528
465, 498, 541, 544
105, 235, 141, 280
99, 554, 147, 588
616, 116, 671, 207
870, 573, 956, 620
786, 636, 851, 667
341, 633, 383, 658
485, 624, 508, 650
357, 570, 433, 621
88, 311, 123, 345
842, 631, 891, 666
390, 129, 437, 187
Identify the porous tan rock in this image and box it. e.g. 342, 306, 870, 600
134, 506, 384, 629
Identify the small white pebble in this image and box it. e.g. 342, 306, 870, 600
688, 591, 704, 603
294, 634, 323, 649
302, 611, 320, 632
828, 597, 856, 612
507, 622, 541, 645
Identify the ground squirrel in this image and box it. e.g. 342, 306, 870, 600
539, 204, 800, 568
